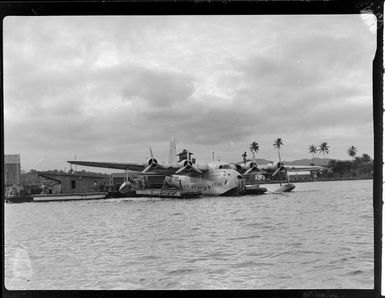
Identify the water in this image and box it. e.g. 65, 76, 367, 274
5, 180, 373, 289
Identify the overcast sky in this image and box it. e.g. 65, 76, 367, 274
4, 15, 376, 172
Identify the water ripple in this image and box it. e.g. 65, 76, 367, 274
5, 180, 373, 289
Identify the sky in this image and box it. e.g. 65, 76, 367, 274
3, 15, 376, 172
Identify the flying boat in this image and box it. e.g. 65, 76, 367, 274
67, 139, 246, 196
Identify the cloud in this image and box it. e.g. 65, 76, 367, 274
3, 15, 376, 170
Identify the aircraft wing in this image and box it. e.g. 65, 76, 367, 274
232, 159, 265, 165
67, 160, 208, 176
67, 160, 175, 174
173, 167, 207, 177
67, 160, 146, 171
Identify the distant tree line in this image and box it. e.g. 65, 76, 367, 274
247, 139, 373, 180
325, 154, 373, 179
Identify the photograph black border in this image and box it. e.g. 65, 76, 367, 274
1, 1, 383, 297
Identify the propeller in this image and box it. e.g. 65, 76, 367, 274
175, 149, 202, 174
142, 147, 158, 173
272, 162, 285, 177
244, 161, 258, 175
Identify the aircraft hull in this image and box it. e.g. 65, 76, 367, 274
171, 168, 245, 196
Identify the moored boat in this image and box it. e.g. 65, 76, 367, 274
273, 183, 296, 193
242, 184, 268, 195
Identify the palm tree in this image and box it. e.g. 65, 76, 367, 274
347, 146, 357, 160
249, 141, 259, 161
319, 142, 330, 159
362, 153, 372, 163
308, 144, 318, 160
273, 138, 283, 162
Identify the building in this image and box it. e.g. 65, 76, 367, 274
38, 171, 109, 194
4, 154, 21, 186
287, 171, 312, 182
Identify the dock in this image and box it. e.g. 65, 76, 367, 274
106, 190, 137, 198
32, 192, 108, 202
135, 189, 201, 199
6, 186, 270, 203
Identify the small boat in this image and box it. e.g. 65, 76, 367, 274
274, 183, 296, 193
5, 191, 33, 203
242, 184, 268, 195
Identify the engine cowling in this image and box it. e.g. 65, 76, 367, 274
179, 159, 193, 169
148, 158, 158, 168
243, 161, 259, 174
142, 157, 158, 173
175, 159, 202, 174
263, 161, 283, 171
233, 164, 243, 172
142, 147, 167, 173
270, 162, 285, 176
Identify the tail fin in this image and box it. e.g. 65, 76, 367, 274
169, 137, 176, 164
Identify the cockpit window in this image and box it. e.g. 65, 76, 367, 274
218, 164, 231, 169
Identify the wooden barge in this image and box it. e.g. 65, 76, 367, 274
135, 189, 201, 199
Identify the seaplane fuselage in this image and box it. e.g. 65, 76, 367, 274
166, 162, 246, 196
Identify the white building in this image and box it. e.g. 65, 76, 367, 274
287, 171, 311, 182
4, 154, 21, 186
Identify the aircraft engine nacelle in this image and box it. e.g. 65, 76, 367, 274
234, 161, 254, 170
179, 159, 193, 170
142, 147, 165, 173
147, 158, 158, 168
175, 159, 203, 174
239, 161, 259, 174
141, 157, 159, 173
262, 162, 284, 174
230, 164, 241, 172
